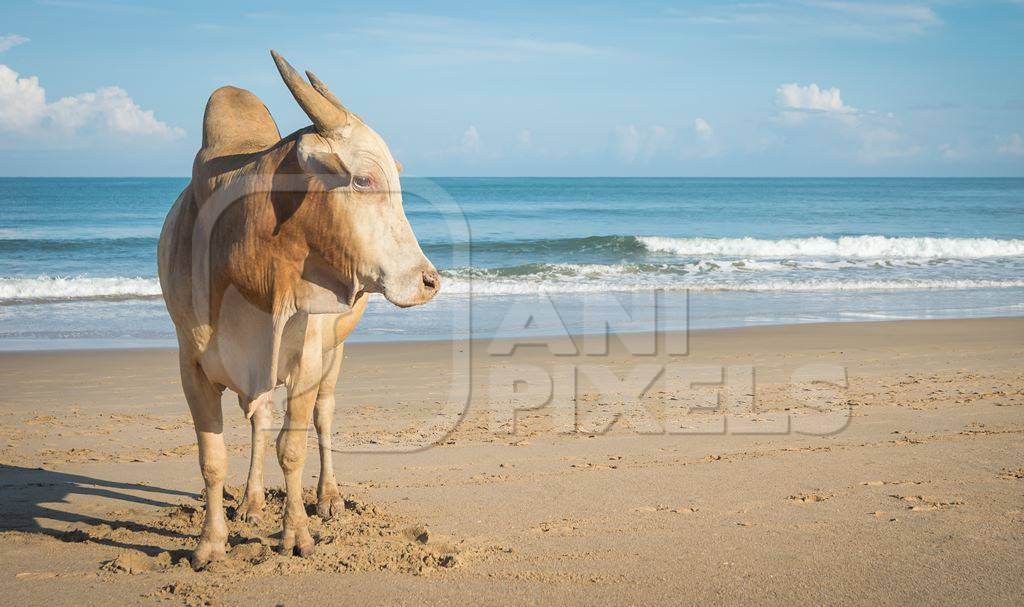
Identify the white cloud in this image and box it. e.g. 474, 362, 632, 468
439, 125, 487, 159
615, 125, 672, 164
0, 34, 29, 53
47, 87, 185, 138
771, 82, 920, 163
613, 121, 721, 163
938, 142, 963, 161
502, 38, 601, 57
694, 118, 714, 141
353, 13, 607, 64
516, 129, 532, 146
996, 133, 1023, 156
37, 1, 165, 14
664, 1, 942, 40
615, 125, 641, 162
776, 83, 852, 113
856, 125, 922, 162
809, 2, 941, 33
461, 125, 481, 154
0, 64, 184, 141
0, 65, 46, 131
686, 118, 723, 159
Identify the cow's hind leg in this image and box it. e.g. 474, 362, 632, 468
314, 344, 345, 519
180, 356, 228, 570
235, 394, 272, 523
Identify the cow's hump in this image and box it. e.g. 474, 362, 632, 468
201, 86, 281, 159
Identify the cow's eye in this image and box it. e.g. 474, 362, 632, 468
353, 175, 374, 190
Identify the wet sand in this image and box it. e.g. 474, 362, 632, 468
1, 317, 1022, 605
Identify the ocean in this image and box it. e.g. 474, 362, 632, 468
1, 177, 1022, 350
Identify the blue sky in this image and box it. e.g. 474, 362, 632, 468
1, 0, 1022, 176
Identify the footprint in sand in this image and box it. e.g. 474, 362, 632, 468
789, 492, 830, 503
889, 494, 963, 512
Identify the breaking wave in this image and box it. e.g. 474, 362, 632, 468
5, 233, 1024, 304
635, 235, 1024, 259
438, 264, 1024, 295
421, 234, 1024, 261
450, 278, 1024, 295
0, 276, 162, 304
7, 269, 1024, 304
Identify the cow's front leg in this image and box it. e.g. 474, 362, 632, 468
314, 345, 344, 519
180, 358, 228, 570
276, 366, 319, 557
235, 394, 271, 523
313, 393, 343, 518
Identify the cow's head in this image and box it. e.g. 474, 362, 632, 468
270, 50, 439, 310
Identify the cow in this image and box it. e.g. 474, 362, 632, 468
157, 50, 440, 569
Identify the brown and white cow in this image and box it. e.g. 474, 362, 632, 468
158, 50, 439, 569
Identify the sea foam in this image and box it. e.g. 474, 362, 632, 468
0, 276, 162, 303
440, 275, 1024, 295
5, 232, 1024, 304
636, 235, 1024, 259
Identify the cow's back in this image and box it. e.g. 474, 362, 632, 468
158, 182, 212, 354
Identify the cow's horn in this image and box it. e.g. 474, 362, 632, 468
271, 50, 348, 134
305, 70, 345, 111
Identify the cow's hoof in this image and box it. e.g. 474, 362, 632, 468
316, 493, 345, 520
191, 540, 226, 571
279, 526, 315, 558
295, 540, 315, 558
233, 497, 266, 524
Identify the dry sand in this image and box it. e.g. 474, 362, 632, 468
0, 317, 1022, 605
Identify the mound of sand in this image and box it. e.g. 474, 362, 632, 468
95, 485, 465, 578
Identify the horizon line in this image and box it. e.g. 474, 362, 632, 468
1, 175, 1023, 180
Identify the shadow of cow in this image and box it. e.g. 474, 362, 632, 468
0, 464, 199, 556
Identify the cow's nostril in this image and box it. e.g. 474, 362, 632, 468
422, 270, 439, 291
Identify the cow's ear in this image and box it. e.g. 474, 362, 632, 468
297, 148, 351, 189
395, 159, 404, 174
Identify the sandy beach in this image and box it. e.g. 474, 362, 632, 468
5, 2, 1024, 605
0, 317, 1022, 605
